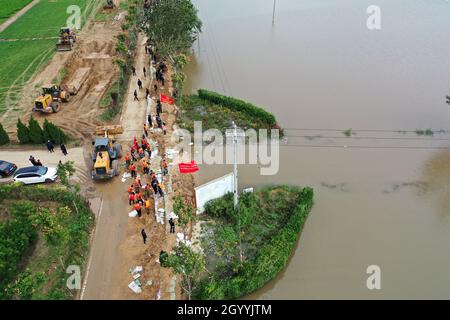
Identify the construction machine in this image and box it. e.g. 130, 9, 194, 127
56, 27, 76, 52
104, 0, 115, 9
32, 85, 70, 114
43, 84, 71, 102
91, 125, 123, 180
33, 93, 60, 114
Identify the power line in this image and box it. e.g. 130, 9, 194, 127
279, 144, 450, 150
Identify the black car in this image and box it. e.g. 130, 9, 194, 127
0, 160, 17, 177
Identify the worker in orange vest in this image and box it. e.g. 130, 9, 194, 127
143, 159, 149, 174
127, 185, 133, 194
136, 192, 143, 204
125, 153, 131, 169
130, 163, 136, 178
135, 202, 142, 217
128, 192, 135, 206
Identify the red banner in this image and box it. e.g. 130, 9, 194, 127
178, 161, 199, 174
160, 94, 174, 105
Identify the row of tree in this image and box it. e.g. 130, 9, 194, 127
17, 117, 67, 145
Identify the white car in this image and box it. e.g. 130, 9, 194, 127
13, 166, 58, 185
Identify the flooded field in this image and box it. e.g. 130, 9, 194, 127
185, 0, 450, 299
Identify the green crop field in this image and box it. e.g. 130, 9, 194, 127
0, 0, 97, 114
0, 0, 33, 24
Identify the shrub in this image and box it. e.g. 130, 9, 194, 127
28, 116, 44, 144
43, 119, 67, 144
16, 118, 30, 144
195, 186, 314, 300
197, 89, 277, 127
0, 122, 10, 145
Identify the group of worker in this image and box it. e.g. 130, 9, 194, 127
129, 38, 177, 246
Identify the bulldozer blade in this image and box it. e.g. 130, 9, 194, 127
56, 44, 72, 51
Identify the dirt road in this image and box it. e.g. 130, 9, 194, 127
0, 146, 88, 184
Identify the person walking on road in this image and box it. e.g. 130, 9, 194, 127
60, 143, 68, 156
35, 159, 43, 166
132, 66, 136, 76
161, 159, 168, 176
141, 229, 147, 244
46, 140, 54, 153
147, 114, 153, 128
169, 218, 176, 233
134, 89, 139, 101
29, 155, 37, 166
144, 123, 148, 137
146, 88, 150, 99
137, 79, 143, 90
143, 66, 146, 78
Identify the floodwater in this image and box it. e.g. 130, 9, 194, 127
184, 0, 450, 299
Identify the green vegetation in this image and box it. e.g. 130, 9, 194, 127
179, 90, 281, 135
0, 0, 33, 24
194, 186, 314, 300
0, 181, 94, 299
164, 243, 206, 300
446, 95, 450, 105
141, 0, 202, 58
0, 0, 97, 113
16, 117, 67, 145
415, 129, 434, 136
343, 128, 354, 137
0, 123, 10, 145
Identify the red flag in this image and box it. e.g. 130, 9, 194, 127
178, 161, 199, 174
160, 94, 174, 105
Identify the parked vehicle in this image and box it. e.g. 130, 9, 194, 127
0, 160, 17, 177
13, 166, 58, 185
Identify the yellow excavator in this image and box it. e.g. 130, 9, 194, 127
91, 125, 123, 180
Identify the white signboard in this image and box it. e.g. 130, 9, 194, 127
194, 173, 235, 214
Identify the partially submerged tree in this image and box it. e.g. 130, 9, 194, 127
141, 0, 202, 58
164, 243, 205, 300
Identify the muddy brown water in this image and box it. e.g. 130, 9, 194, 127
184, 0, 450, 299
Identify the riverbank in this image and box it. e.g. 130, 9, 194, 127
193, 186, 313, 300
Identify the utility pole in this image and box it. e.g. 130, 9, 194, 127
232, 121, 238, 210
272, 0, 277, 25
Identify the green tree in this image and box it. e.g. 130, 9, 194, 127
0, 123, 10, 145
57, 161, 76, 187
164, 243, 206, 300
446, 95, 450, 105
141, 0, 202, 58
28, 116, 44, 144
173, 195, 195, 234
16, 118, 30, 144
43, 119, 67, 144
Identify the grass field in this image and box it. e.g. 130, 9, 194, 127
0, 0, 33, 24
0, 0, 97, 114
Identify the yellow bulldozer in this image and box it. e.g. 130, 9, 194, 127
91, 125, 124, 181
56, 27, 76, 51
32, 85, 70, 114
